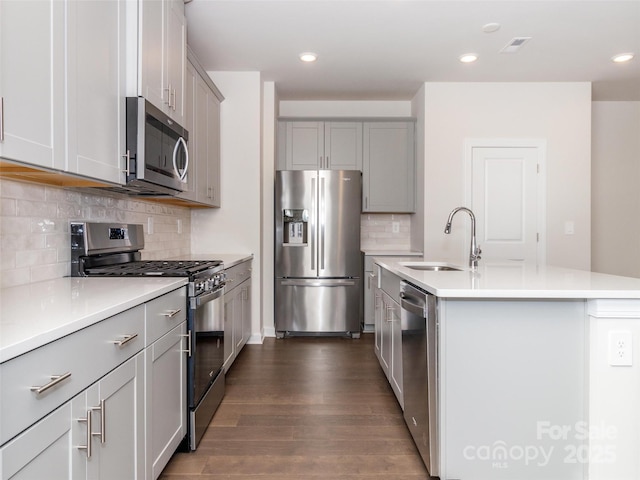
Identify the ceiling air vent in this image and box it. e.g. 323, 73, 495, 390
500, 37, 532, 54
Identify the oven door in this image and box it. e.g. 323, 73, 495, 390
189, 286, 225, 449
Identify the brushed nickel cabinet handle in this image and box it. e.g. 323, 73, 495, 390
164, 309, 181, 318
181, 331, 192, 357
122, 149, 131, 175
77, 409, 93, 458
91, 399, 106, 444
30, 372, 72, 395
111, 333, 138, 347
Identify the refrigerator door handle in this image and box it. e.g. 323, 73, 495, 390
320, 176, 325, 271
310, 176, 316, 271
280, 279, 357, 287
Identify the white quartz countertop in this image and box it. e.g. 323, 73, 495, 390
375, 258, 640, 299
170, 253, 253, 269
0, 277, 187, 363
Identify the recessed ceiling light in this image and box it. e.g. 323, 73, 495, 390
612, 53, 634, 63
482, 23, 501, 33
299, 52, 318, 63
459, 53, 478, 63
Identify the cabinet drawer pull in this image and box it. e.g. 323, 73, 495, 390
111, 333, 138, 347
164, 309, 181, 318
92, 399, 106, 444
181, 331, 192, 357
30, 372, 72, 395
77, 408, 93, 458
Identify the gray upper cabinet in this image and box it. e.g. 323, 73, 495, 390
0, 0, 66, 171
0, 0, 125, 184
138, 0, 186, 125
363, 122, 415, 213
178, 50, 223, 207
278, 121, 362, 171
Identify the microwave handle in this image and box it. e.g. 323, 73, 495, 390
172, 136, 189, 182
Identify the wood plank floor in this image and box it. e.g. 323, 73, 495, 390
159, 334, 431, 479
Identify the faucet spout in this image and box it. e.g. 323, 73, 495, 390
444, 207, 482, 269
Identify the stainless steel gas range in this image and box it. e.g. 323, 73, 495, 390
70, 222, 225, 450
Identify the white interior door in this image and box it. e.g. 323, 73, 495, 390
470, 145, 543, 264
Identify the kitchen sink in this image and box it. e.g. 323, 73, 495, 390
399, 262, 462, 271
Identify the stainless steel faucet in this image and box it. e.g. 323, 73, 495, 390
444, 207, 482, 269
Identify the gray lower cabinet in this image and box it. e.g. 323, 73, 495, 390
363, 122, 415, 213
0, 286, 187, 480
374, 267, 404, 409
145, 321, 187, 480
223, 259, 253, 372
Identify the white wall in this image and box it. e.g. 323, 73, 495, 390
591, 101, 640, 278
191, 71, 263, 341
420, 82, 592, 270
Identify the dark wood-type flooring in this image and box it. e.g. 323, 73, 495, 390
159, 334, 431, 479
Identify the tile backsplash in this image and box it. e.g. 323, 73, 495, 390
360, 213, 412, 251
0, 179, 191, 288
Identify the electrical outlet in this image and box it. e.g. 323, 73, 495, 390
392, 222, 400, 233
608, 331, 633, 366
147, 217, 154, 235
177, 219, 182, 234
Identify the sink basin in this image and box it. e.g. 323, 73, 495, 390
399, 262, 462, 272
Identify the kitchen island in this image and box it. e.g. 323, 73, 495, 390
374, 258, 640, 480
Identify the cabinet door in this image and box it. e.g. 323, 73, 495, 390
242, 280, 252, 349
205, 90, 221, 206
146, 322, 186, 480
0, 403, 72, 480
139, 0, 165, 111
363, 122, 415, 213
380, 294, 392, 377
364, 269, 377, 333
390, 299, 403, 409
0, 0, 65, 170
233, 285, 245, 351
374, 286, 383, 362
66, 0, 126, 184
89, 353, 145, 480
194, 73, 209, 204
285, 122, 324, 170
325, 122, 362, 170
165, 0, 185, 124
223, 292, 235, 371
178, 60, 197, 201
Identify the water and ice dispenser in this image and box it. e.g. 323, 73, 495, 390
282, 209, 308, 245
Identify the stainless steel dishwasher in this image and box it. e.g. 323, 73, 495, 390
400, 281, 439, 477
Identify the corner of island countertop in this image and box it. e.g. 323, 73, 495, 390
373, 257, 640, 300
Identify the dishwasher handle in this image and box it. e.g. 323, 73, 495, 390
400, 292, 426, 317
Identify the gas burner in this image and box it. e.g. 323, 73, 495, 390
83, 260, 223, 277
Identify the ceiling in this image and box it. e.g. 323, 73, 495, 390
185, 0, 640, 101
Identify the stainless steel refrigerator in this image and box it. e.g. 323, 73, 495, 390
275, 170, 362, 338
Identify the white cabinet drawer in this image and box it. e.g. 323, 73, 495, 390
0, 305, 144, 445
146, 287, 187, 345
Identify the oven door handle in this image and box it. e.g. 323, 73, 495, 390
191, 287, 224, 309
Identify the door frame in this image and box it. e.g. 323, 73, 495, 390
463, 138, 547, 265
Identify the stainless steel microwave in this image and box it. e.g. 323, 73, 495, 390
124, 97, 189, 195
